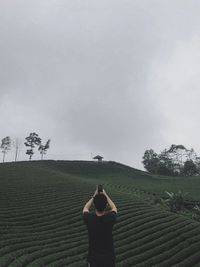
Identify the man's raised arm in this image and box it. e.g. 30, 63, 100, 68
82, 187, 98, 213
103, 190, 117, 213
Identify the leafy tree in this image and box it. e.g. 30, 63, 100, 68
143, 145, 200, 176
168, 144, 186, 154
167, 144, 186, 169
183, 160, 198, 176
186, 148, 197, 162
1, 136, 12, 163
142, 148, 176, 175
158, 149, 175, 176
195, 157, 200, 174
24, 132, 41, 160
142, 149, 159, 174
38, 139, 51, 160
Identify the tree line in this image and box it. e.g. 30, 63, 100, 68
0, 132, 50, 163
142, 144, 200, 176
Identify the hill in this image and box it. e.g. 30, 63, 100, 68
1, 160, 200, 266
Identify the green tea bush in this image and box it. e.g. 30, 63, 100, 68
1, 161, 200, 266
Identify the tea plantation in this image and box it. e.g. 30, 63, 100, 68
1, 160, 200, 267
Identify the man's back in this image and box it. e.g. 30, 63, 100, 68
83, 211, 117, 267
83, 188, 117, 267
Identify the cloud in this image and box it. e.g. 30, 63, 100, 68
0, 0, 200, 168
148, 35, 200, 152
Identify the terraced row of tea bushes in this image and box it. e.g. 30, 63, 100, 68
0, 167, 90, 267
1, 161, 200, 266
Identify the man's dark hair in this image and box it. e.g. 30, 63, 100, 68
94, 194, 107, 212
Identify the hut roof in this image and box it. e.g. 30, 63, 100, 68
93, 155, 104, 160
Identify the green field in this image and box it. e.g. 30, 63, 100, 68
1, 160, 200, 267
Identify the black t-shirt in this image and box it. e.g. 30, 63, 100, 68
83, 211, 117, 266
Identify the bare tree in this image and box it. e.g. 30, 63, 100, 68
38, 139, 51, 160
13, 138, 21, 162
1, 136, 12, 163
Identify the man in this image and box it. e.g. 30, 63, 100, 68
83, 187, 117, 267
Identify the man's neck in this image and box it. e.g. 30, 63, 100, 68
95, 210, 105, 216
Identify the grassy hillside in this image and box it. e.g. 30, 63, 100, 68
1, 160, 200, 266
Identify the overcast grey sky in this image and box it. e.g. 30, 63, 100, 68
0, 0, 200, 169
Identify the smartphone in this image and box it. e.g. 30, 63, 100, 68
98, 185, 103, 193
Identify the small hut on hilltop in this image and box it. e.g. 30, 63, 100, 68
93, 155, 104, 163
